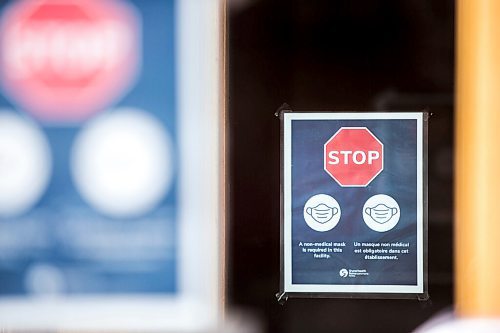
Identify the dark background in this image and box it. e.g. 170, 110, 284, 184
228, 1, 454, 332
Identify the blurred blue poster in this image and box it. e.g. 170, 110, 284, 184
282, 112, 426, 296
0, 0, 178, 295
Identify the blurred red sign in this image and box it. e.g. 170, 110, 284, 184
0, 0, 140, 122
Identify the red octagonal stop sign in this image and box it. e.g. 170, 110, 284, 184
0, 0, 140, 123
324, 127, 383, 187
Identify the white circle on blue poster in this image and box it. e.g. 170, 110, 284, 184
0, 111, 51, 217
303, 194, 341, 232
71, 108, 174, 218
363, 194, 401, 232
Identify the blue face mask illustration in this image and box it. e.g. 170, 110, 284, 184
306, 203, 338, 223
364, 203, 398, 224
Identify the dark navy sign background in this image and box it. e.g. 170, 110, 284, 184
291, 119, 418, 286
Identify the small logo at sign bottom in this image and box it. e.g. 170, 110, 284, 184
339, 268, 369, 278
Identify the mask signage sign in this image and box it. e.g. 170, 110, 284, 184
0, 0, 222, 330
278, 110, 428, 300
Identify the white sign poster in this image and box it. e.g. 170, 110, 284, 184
279, 112, 427, 299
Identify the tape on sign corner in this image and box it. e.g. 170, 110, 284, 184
275, 291, 289, 305
275, 103, 293, 118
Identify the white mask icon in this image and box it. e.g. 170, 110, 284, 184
306, 203, 338, 224
365, 203, 398, 224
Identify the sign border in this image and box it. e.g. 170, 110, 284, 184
279, 111, 428, 300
